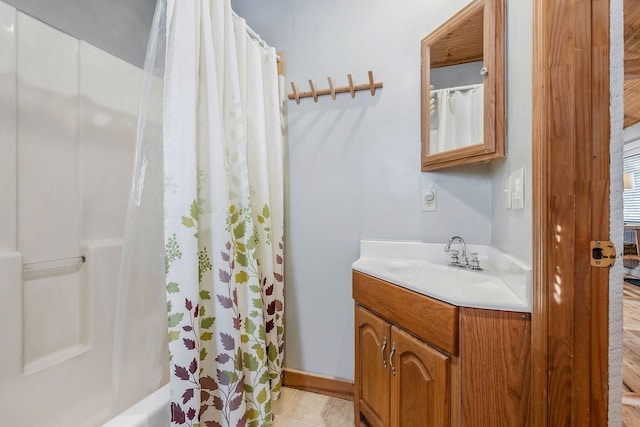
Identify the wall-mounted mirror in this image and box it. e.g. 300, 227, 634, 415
421, 0, 505, 171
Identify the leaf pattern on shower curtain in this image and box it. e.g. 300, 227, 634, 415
194, 203, 283, 426
166, 200, 218, 427
163, 1, 285, 426
166, 200, 284, 426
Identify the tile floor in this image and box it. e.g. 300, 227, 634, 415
272, 387, 355, 426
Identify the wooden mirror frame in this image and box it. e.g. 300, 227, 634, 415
420, 0, 506, 171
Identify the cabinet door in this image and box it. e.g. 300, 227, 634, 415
355, 306, 391, 427
390, 327, 450, 427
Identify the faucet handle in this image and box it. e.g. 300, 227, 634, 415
469, 253, 481, 270
449, 250, 460, 265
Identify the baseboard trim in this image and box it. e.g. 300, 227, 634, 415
282, 368, 354, 402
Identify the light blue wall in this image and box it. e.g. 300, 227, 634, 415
233, 0, 500, 381
491, 0, 533, 263
3, 0, 156, 67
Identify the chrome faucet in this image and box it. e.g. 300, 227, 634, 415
444, 236, 483, 270
444, 235, 468, 268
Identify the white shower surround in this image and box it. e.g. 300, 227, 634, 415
0, 2, 166, 425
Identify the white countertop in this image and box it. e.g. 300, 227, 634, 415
352, 240, 532, 313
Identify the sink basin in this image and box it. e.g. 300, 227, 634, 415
381, 259, 495, 286
352, 240, 531, 313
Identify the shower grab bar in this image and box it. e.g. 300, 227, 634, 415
23, 256, 86, 279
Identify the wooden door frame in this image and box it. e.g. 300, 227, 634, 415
532, 0, 611, 425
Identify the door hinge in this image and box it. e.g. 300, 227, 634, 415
590, 241, 616, 267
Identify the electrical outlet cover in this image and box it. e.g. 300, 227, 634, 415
422, 188, 437, 212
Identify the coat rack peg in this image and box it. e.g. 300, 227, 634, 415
368, 70, 376, 96
327, 76, 336, 100
290, 81, 300, 105
287, 70, 383, 104
308, 80, 318, 102
347, 74, 355, 98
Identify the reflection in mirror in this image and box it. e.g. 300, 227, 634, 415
420, 0, 505, 171
429, 62, 484, 154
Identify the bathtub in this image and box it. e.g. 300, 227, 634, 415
102, 384, 170, 427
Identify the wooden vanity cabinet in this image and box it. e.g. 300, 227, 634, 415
353, 270, 531, 427
390, 324, 450, 427
355, 307, 450, 427
356, 306, 391, 427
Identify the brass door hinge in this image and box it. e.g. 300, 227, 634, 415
590, 241, 616, 267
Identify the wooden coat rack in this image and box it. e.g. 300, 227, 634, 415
288, 70, 383, 104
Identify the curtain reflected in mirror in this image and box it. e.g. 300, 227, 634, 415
429, 84, 484, 154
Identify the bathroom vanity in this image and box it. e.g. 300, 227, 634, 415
352, 241, 531, 426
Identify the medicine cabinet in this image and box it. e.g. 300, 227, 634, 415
421, 0, 506, 171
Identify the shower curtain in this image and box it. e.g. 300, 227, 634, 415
163, 1, 285, 425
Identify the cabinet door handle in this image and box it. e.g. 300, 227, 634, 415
389, 342, 396, 375
381, 336, 387, 368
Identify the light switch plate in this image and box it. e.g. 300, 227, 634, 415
511, 168, 525, 210
504, 177, 512, 209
